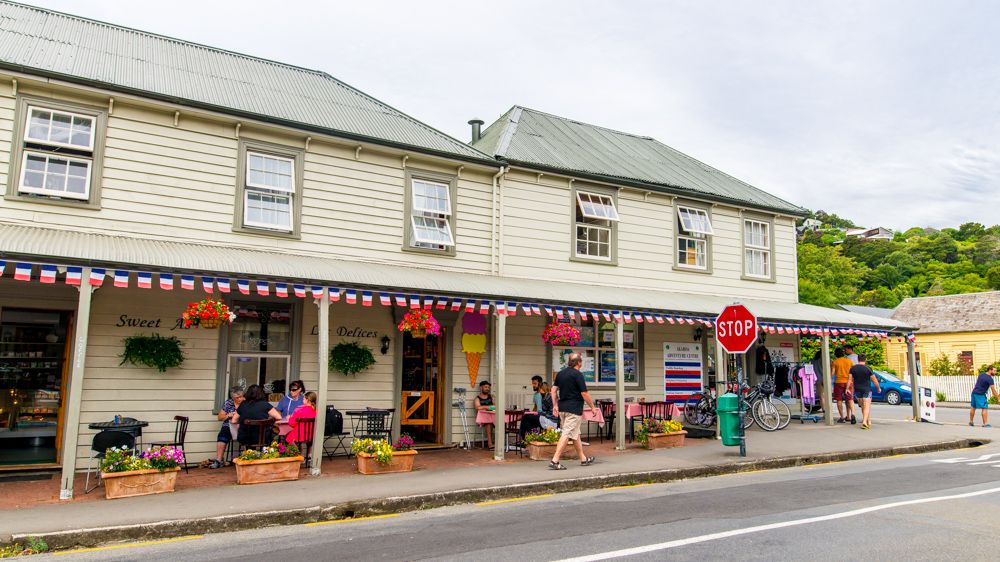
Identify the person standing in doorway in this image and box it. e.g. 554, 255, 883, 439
832, 348, 856, 424
550, 353, 598, 470
970, 364, 999, 427
849, 354, 880, 429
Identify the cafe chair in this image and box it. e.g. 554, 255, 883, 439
352, 408, 393, 441
290, 417, 315, 464
148, 416, 189, 473
324, 406, 352, 459
642, 401, 673, 422
86, 430, 136, 494
242, 418, 275, 452
599, 401, 616, 442
503, 410, 523, 457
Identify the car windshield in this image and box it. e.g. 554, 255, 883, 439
876, 371, 903, 383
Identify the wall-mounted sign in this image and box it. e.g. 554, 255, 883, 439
116, 315, 190, 330
663, 342, 703, 403
310, 325, 380, 338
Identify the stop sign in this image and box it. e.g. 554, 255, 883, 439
715, 304, 758, 354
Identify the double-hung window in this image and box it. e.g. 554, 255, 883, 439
575, 190, 619, 261
744, 219, 771, 278
233, 139, 303, 237
403, 169, 457, 255
676, 205, 713, 270
7, 96, 107, 207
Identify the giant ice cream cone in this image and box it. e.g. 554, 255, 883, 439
461, 311, 488, 390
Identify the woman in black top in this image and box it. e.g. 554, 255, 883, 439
474, 380, 495, 448
232, 384, 281, 445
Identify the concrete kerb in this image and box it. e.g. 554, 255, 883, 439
8, 437, 988, 551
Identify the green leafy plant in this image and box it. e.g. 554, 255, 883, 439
238, 441, 299, 461
119, 333, 185, 372
635, 418, 684, 446
24, 536, 47, 554
991, 395, 999, 406
523, 427, 561, 444
329, 341, 377, 376
0, 544, 23, 558
99, 446, 185, 473
935, 391, 947, 403
351, 438, 394, 464
927, 354, 972, 377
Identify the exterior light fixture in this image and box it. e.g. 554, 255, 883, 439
381, 335, 391, 355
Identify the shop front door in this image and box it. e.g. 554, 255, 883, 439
401, 328, 447, 444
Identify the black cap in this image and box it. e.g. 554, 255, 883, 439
479, 380, 490, 387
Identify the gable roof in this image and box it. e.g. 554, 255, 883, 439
839, 304, 897, 319
473, 106, 807, 215
0, 1, 493, 164
890, 292, 1000, 334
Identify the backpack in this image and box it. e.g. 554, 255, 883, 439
325, 405, 344, 435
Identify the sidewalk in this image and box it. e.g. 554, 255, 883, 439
938, 401, 1000, 410
1, 420, 992, 548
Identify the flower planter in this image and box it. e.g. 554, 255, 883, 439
233, 456, 304, 484
644, 430, 687, 450
197, 317, 225, 329
408, 328, 427, 339
101, 467, 180, 499
526, 441, 580, 461
356, 449, 417, 474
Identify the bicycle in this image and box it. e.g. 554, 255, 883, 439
683, 381, 744, 428
740, 377, 791, 431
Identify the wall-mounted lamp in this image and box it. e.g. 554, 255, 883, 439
693, 327, 703, 342
380, 335, 391, 355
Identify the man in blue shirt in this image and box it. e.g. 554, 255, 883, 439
970, 365, 999, 427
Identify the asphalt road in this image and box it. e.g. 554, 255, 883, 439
38, 439, 1000, 561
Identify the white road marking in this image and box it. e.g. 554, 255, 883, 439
554, 485, 1000, 561
932, 453, 1000, 465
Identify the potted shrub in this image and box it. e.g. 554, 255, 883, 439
352, 435, 418, 474
119, 333, 185, 372
636, 418, 687, 450
329, 341, 377, 376
182, 298, 235, 329
233, 441, 304, 484
523, 427, 579, 461
397, 309, 440, 339
542, 323, 581, 346
99, 445, 184, 499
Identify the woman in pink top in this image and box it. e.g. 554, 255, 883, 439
287, 391, 317, 447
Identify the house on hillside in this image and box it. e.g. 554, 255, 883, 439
845, 227, 894, 240
0, 3, 913, 498
887, 292, 1000, 376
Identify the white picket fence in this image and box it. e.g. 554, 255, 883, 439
917, 375, 977, 402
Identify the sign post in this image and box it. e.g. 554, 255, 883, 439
715, 303, 758, 458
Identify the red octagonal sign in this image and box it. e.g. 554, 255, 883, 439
715, 304, 758, 354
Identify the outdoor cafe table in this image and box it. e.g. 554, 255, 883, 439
87, 420, 149, 432
275, 418, 293, 438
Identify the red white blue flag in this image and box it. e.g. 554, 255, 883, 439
66, 266, 83, 285
634, 313, 644, 323
380, 293, 391, 306
507, 302, 517, 316
40, 264, 57, 283
465, 300, 476, 313
14, 263, 31, 281
256, 282, 269, 296
90, 268, 106, 286
555, 307, 564, 319
654, 314, 665, 323
601, 311, 611, 321
362, 291, 373, 306
202, 277, 214, 293
330, 288, 341, 301
311, 287, 323, 298
450, 299, 461, 311
590, 310, 600, 321
702, 318, 713, 327
137, 272, 152, 288
623, 312, 632, 323
566, 308, 575, 320
522, 304, 532, 316
395, 294, 407, 306
543, 305, 554, 316
0, 261, 4, 276
160, 274, 174, 290
479, 301, 490, 314
423, 296, 434, 310
532, 304, 542, 315
436, 298, 447, 310
180, 275, 195, 290
294, 285, 306, 298
237, 280, 250, 294
217, 278, 231, 293
408, 295, 420, 308
345, 289, 357, 304
275, 283, 288, 297
612, 311, 623, 322
114, 270, 129, 287
644, 313, 655, 323
496, 302, 506, 315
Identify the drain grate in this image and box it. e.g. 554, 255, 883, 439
0, 472, 54, 483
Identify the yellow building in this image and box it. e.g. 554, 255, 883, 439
887, 292, 1000, 376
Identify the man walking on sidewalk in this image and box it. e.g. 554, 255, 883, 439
970, 364, 999, 427
849, 354, 880, 429
832, 348, 855, 424
550, 353, 599, 470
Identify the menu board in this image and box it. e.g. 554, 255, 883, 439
663, 342, 703, 402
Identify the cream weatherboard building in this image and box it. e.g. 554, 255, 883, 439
0, 3, 912, 498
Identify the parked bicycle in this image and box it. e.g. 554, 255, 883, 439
683, 377, 791, 431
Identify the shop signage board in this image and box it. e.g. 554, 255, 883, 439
715, 304, 758, 354
663, 342, 703, 402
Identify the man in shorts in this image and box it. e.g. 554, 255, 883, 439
549, 353, 598, 470
209, 385, 244, 469
831, 348, 856, 424
848, 354, 880, 429
970, 364, 999, 427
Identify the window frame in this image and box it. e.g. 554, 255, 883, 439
740, 212, 776, 282
548, 317, 644, 389
17, 150, 94, 200
672, 200, 713, 274
6, 94, 108, 209
233, 138, 305, 239
403, 168, 458, 257
23, 105, 97, 151
570, 184, 619, 265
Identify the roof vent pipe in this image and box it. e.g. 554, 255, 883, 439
469, 118, 485, 143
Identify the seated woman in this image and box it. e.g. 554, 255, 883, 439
287, 391, 317, 445
277, 380, 306, 418
474, 380, 495, 448
538, 381, 559, 430
232, 384, 281, 446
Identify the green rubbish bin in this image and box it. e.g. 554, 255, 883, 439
718, 392, 741, 447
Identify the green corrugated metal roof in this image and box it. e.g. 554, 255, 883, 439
0, 224, 912, 330
0, 1, 494, 163
473, 106, 807, 215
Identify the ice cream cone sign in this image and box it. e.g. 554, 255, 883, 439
461, 312, 487, 389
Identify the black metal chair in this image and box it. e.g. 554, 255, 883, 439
324, 405, 352, 459
148, 415, 190, 473
86, 430, 136, 494
352, 409, 394, 441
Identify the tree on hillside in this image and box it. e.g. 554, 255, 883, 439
840, 238, 901, 269
798, 244, 867, 308
812, 210, 856, 229
956, 222, 986, 241
987, 266, 1000, 290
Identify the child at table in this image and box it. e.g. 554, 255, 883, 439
287, 392, 317, 450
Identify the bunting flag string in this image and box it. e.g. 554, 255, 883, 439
276, 283, 288, 298
295, 285, 307, 298
202, 277, 215, 293
380, 292, 391, 306
39, 264, 57, 283
115, 270, 129, 288
90, 268, 106, 287
217, 278, 230, 293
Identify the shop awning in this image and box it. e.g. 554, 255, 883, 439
0, 223, 915, 332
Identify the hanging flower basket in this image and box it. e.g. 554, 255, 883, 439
398, 309, 440, 339
542, 322, 581, 346
182, 298, 235, 329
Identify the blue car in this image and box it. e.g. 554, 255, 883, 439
871, 371, 913, 405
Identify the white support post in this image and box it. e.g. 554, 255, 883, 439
614, 319, 625, 450
310, 289, 330, 475
822, 334, 834, 426
494, 311, 506, 461
60, 267, 93, 500
907, 339, 919, 422
715, 340, 726, 439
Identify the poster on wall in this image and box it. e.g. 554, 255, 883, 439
663, 342, 703, 403
553, 348, 596, 382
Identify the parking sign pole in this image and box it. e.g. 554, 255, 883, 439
737, 353, 746, 457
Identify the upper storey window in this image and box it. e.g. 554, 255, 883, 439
233, 138, 304, 238
575, 190, 619, 261
742, 215, 775, 281
675, 205, 713, 270
403, 169, 457, 256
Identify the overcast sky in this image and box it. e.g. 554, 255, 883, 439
28, 0, 1000, 230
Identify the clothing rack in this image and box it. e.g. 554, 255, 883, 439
776, 362, 822, 424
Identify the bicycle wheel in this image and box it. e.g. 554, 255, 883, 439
741, 398, 756, 430
753, 399, 781, 431
770, 397, 792, 430
684, 394, 704, 426
696, 396, 716, 428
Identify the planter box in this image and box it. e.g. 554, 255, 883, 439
644, 430, 687, 450
356, 450, 417, 474
233, 456, 304, 484
101, 467, 179, 499
526, 441, 581, 461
